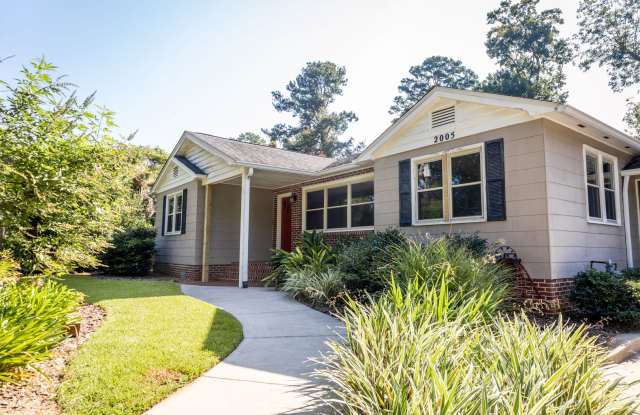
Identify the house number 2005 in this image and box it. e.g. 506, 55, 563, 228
433, 131, 456, 144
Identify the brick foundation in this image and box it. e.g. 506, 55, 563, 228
155, 261, 272, 286
509, 262, 574, 312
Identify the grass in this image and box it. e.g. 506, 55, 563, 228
58, 276, 243, 415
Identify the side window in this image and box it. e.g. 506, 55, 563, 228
584, 146, 619, 225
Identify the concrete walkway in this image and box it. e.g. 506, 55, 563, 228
148, 286, 344, 415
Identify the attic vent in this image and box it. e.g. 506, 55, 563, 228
431, 106, 455, 129
172, 166, 179, 178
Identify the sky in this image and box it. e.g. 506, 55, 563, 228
1, 0, 636, 152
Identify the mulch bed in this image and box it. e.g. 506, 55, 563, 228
0, 304, 105, 415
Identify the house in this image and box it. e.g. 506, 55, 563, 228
151, 87, 640, 304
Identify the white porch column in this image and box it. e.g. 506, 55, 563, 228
201, 183, 211, 282
238, 168, 253, 288
623, 175, 634, 268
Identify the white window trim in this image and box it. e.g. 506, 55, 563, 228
582, 144, 621, 226
301, 173, 375, 232
164, 190, 184, 236
411, 143, 486, 226
275, 192, 292, 249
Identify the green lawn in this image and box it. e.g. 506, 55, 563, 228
58, 276, 243, 415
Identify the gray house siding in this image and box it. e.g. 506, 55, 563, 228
155, 179, 205, 266
207, 184, 274, 264
374, 120, 552, 278
543, 121, 631, 277
629, 175, 640, 267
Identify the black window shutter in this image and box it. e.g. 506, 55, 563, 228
161, 195, 167, 236
485, 138, 506, 221
181, 188, 188, 234
398, 159, 412, 226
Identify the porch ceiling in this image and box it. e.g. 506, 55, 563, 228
217, 168, 314, 189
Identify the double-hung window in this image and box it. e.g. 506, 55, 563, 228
165, 191, 183, 235
412, 144, 485, 225
584, 145, 620, 225
303, 175, 374, 231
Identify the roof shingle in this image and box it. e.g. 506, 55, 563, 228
188, 132, 337, 173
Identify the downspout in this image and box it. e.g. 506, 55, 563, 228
623, 174, 634, 268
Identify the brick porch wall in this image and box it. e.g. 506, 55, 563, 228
272, 167, 375, 248
508, 262, 575, 312
155, 261, 272, 286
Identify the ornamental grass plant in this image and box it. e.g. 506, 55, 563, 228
0, 278, 83, 382
318, 240, 635, 414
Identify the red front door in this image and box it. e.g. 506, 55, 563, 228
280, 197, 293, 252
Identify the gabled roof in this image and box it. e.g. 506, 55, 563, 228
187, 132, 337, 173
356, 86, 640, 161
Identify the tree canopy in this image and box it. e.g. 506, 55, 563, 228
576, 0, 640, 137
236, 131, 266, 145
0, 58, 165, 275
262, 61, 362, 159
389, 56, 479, 116
481, 0, 573, 102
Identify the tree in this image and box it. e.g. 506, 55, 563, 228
389, 56, 479, 116
0, 58, 140, 275
236, 131, 266, 145
262, 61, 362, 159
576, 0, 640, 92
481, 0, 573, 102
575, 0, 640, 137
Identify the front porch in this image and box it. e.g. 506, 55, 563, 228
197, 167, 306, 287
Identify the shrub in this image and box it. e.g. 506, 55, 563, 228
620, 267, 640, 280
335, 228, 407, 293
281, 268, 345, 307
571, 269, 640, 327
100, 225, 156, 276
318, 279, 633, 414
264, 231, 334, 287
382, 238, 511, 305
443, 231, 488, 257
0, 278, 83, 382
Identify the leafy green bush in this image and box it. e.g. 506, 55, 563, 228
0, 279, 83, 382
335, 228, 407, 293
443, 231, 489, 257
319, 278, 633, 414
281, 268, 345, 307
571, 269, 640, 327
264, 231, 335, 287
100, 225, 156, 276
620, 267, 640, 280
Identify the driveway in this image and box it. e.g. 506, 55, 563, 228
148, 286, 344, 415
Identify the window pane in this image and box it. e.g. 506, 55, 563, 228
587, 186, 601, 218
602, 159, 614, 190
605, 189, 616, 220
452, 184, 482, 218
167, 215, 173, 233
176, 195, 183, 213
327, 207, 347, 228
168, 196, 175, 214
451, 152, 481, 185
418, 190, 443, 220
175, 213, 182, 232
306, 210, 323, 230
351, 181, 374, 204
417, 160, 442, 190
352, 204, 374, 227
586, 154, 599, 185
328, 186, 348, 207
306, 190, 324, 210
